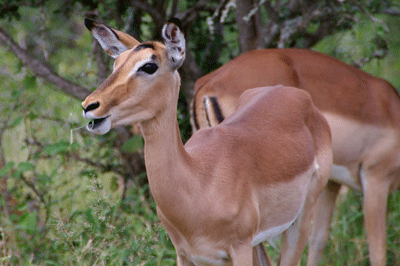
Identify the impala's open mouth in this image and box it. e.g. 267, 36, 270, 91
86, 115, 111, 134
88, 117, 107, 129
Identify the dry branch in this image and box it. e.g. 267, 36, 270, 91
0, 27, 90, 101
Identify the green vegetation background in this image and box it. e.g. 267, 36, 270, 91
1, 1, 400, 265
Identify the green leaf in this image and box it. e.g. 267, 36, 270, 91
0, 162, 15, 177
121, 135, 143, 153
11, 116, 23, 127
16, 212, 37, 233
14, 60, 23, 74
70, 142, 80, 151
37, 173, 52, 185
22, 75, 37, 90
44, 141, 69, 156
80, 170, 98, 179
17, 162, 35, 172
85, 209, 97, 226
11, 89, 21, 98
26, 112, 38, 120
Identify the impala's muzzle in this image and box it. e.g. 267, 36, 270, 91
82, 101, 112, 134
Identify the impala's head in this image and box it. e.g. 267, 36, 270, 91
82, 18, 185, 134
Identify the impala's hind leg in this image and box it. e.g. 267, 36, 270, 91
253, 243, 273, 266
307, 180, 341, 266
362, 171, 391, 266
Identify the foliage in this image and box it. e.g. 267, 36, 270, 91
1, 0, 400, 265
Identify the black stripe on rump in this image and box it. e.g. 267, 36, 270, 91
209, 96, 224, 124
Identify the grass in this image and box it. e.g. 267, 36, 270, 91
2, 167, 399, 266
265, 188, 400, 265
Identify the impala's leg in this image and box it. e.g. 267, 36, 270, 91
278, 205, 311, 266
157, 208, 194, 265
279, 155, 331, 266
253, 243, 273, 266
230, 241, 253, 266
362, 171, 391, 266
307, 180, 341, 266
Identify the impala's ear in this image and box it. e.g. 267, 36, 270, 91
162, 18, 185, 70
84, 18, 140, 59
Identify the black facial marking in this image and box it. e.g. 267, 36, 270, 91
134, 42, 155, 52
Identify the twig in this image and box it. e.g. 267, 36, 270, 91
130, 0, 166, 25
382, 8, 400, 16
0, 97, 20, 148
19, 174, 45, 205
18, 172, 51, 237
360, 5, 389, 34
25, 136, 126, 177
352, 49, 388, 69
174, 0, 213, 25
0, 96, 20, 219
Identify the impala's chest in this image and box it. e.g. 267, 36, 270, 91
157, 207, 233, 265
169, 228, 231, 265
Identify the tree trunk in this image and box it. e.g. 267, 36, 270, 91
235, 0, 258, 53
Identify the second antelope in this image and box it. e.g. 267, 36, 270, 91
81, 18, 332, 265
191, 48, 400, 266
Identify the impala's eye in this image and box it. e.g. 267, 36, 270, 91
138, 63, 158, 75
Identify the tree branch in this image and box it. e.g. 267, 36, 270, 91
352, 49, 388, 69
381, 8, 400, 16
0, 94, 20, 218
360, 4, 389, 34
176, 0, 213, 25
0, 27, 90, 101
236, 0, 258, 53
130, 0, 166, 25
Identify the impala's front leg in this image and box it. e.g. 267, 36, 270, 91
280, 155, 331, 266
230, 241, 254, 266
279, 207, 311, 266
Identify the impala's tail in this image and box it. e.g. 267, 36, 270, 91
191, 95, 225, 131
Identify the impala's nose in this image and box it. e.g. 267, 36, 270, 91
82, 101, 100, 113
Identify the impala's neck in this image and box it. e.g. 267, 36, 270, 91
139, 75, 197, 216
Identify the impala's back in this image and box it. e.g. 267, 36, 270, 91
191, 49, 400, 130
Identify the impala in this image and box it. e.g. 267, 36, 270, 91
191, 48, 400, 266
81, 18, 332, 265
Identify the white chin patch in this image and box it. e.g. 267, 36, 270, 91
87, 116, 112, 135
